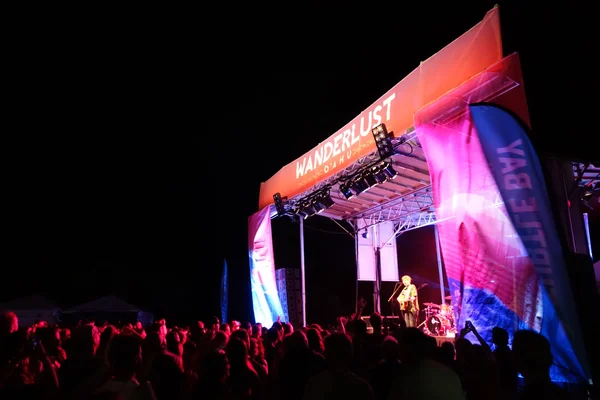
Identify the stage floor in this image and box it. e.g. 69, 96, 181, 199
431, 335, 456, 346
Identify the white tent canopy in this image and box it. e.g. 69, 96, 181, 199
63, 295, 154, 326
0, 294, 61, 327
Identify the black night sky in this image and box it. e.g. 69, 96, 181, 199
5, 2, 599, 325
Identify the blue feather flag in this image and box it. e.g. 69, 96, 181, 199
220, 259, 228, 324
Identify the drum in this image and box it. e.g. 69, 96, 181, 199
426, 315, 445, 336
426, 314, 454, 336
441, 305, 456, 331
441, 304, 452, 315
424, 303, 441, 319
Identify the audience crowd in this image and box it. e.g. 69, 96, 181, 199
0, 300, 579, 399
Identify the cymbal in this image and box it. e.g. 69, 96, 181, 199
424, 302, 440, 308
445, 295, 452, 300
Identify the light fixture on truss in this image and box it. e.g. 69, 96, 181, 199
350, 174, 370, 195
313, 190, 335, 211
372, 123, 394, 159
295, 187, 335, 219
363, 171, 378, 187
339, 183, 354, 200
273, 192, 286, 217
296, 200, 316, 219
381, 161, 398, 179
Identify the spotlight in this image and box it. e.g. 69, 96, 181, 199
314, 191, 335, 210
381, 162, 398, 179
363, 172, 378, 187
273, 193, 286, 216
296, 202, 315, 219
372, 165, 387, 184
297, 208, 311, 219
339, 183, 354, 200
312, 200, 325, 214
372, 124, 394, 159
350, 175, 369, 194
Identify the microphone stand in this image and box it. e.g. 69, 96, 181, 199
387, 283, 402, 302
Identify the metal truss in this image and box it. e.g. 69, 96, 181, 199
573, 162, 600, 189
394, 212, 437, 233
353, 185, 434, 223
284, 152, 380, 209
353, 186, 505, 234
286, 131, 420, 206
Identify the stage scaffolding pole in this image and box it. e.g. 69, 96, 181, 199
299, 217, 307, 328
583, 213, 594, 260
354, 221, 359, 316
373, 223, 382, 314
434, 225, 446, 303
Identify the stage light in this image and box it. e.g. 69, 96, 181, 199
314, 191, 335, 210
339, 183, 354, 200
350, 175, 370, 194
372, 165, 388, 184
296, 200, 317, 219
312, 201, 325, 214
381, 162, 398, 179
297, 208, 311, 219
372, 124, 394, 159
363, 172, 378, 187
273, 192, 286, 216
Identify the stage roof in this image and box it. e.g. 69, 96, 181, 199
258, 7, 505, 228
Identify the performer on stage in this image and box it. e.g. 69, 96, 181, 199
397, 275, 419, 327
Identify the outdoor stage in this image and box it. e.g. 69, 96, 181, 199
249, 6, 594, 386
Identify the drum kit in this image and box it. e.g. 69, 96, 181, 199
421, 295, 457, 336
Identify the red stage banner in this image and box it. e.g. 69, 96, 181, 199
248, 206, 285, 327
258, 7, 502, 209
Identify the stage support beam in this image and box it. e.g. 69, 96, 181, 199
583, 213, 593, 260
373, 223, 382, 314
434, 225, 446, 303
354, 221, 359, 316
299, 218, 307, 328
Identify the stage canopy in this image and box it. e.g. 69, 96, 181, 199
259, 7, 596, 231
258, 7, 503, 227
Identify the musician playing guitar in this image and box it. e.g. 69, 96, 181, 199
397, 275, 419, 327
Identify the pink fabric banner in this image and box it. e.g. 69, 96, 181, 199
248, 206, 285, 327
414, 54, 588, 382
417, 104, 541, 332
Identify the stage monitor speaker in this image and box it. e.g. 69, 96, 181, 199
361, 315, 402, 333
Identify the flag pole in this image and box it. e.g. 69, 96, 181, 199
300, 218, 307, 327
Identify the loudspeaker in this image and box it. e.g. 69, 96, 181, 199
275, 268, 303, 328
